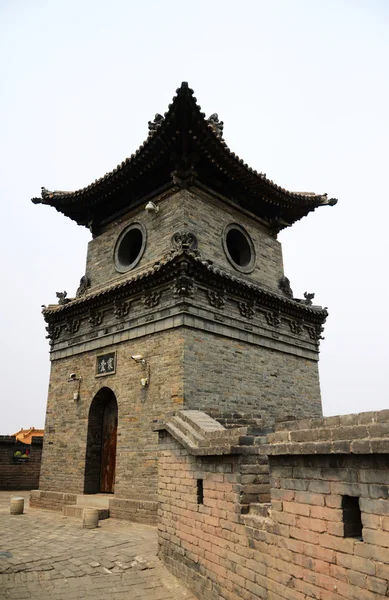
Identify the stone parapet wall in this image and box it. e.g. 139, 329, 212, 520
158, 410, 389, 600
0, 436, 42, 490
267, 409, 389, 454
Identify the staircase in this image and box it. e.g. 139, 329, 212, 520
63, 494, 111, 519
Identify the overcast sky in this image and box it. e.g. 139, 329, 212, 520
0, 0, 388, 434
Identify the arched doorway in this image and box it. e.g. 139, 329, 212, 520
84, 387, 118, 494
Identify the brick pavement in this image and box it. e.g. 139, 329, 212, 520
0, 491, 197, 600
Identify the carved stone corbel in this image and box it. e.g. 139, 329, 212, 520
171, 168, 197, 189
172, 276, 197, 299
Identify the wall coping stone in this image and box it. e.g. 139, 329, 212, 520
265, 409, 389, 455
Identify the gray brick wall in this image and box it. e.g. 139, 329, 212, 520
85, 188, 284, 296
40, 329, 185, 500
183, 329, 322, 425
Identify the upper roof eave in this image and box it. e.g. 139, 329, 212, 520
31, 83, 337, 227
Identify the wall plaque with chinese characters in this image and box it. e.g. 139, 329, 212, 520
96, 352, 116, 377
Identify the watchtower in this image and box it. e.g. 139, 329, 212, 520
31, 83, 336, 521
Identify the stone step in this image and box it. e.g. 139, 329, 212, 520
165, 423, 198, 451
63, 505, 110, 519
170, 416, 205, 446
76, 494, 111, 509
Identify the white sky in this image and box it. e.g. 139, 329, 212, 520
0, 0, 388, 434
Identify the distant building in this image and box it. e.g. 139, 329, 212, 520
12, 427, 44, 446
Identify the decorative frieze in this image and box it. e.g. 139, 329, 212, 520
65, 319, 81, 334
308, 325, 324, 342
113, 300, 130, 319
265, 311, 280, 328
45, 323, 61, 346
290, 320, 304, 336
88, 311, 104, 327
144, 291, 161, 308
238, 301, 255, 319
207, 289, 225, 309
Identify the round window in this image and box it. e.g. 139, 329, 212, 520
114, 223, 146, 273
222, 224, 256, 273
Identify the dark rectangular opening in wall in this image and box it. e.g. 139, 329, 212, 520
342, 495, 362, 538
197, 479, 204, 504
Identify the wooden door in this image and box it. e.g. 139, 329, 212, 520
100, 397, 117, 493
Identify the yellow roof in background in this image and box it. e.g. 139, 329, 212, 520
13, 427, 44, 445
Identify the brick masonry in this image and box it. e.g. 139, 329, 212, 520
84, 189, 284, 297
158, 410, 389, 600
0, 436, 42, 490
36, 186, 325, 520
183, 329, 322, 424
37, 330, 185, 506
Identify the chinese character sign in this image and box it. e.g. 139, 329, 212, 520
96, 352, 116, 376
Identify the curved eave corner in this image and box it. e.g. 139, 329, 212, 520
30, 82, 338, 225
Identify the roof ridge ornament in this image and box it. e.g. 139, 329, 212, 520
56, 291, 70, 305
207, 113, 224, 139
41, 187, 72, 200
148, 113, 165, 134
279, 276, 294, 299
76, 275, 91, 298
303, 292, 315, 306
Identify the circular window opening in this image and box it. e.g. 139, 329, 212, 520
223, 224, 255, 273
114, 223, 146, 273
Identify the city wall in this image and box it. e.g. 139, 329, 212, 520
157, 410, 389, 600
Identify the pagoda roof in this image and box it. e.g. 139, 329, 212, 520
32, 82, 337, 232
